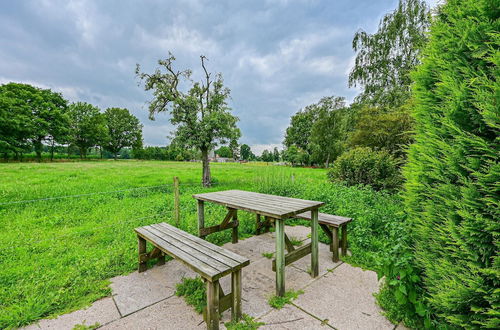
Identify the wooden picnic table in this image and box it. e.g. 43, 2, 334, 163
192, 189, 324, 297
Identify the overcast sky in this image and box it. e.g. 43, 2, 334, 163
0, 0, 436, 155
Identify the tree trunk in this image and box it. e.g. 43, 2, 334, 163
325, 153, 330, 168
201, 148, 211, 187
100, 147, 103, 159
50, 139, 55, 162
114, 152, 118, 160
34, 138, 43, 162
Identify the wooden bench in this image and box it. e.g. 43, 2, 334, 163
294, 211, 352, 262
135, 222, 250, 330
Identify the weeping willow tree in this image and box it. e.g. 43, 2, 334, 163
404, 0, 499, 327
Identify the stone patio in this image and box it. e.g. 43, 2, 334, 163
24, 226, 396, 330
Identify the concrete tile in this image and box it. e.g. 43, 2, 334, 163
218, 257, 314, 322
110, 259, 197, 316
101, 295, 204, 330
23, 297, 120, 330
257, 304, 331, 330
290, 241, 342, 276
293, 263, 394, 330
222, 234, 276, 262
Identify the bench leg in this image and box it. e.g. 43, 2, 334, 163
255, 214, 261, 235
198, 200, 205, 238
311, 209, 319, 278
157, 254, 166, 266
206, 280, 220, 330
138, 235, 147, 272
275, 218, 285, 297
341, 224, 347, 257
331, 226, 339, 262
231, 269, 242, 322
232, 210, 238, 244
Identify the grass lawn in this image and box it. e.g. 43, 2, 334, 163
0, 160, 326, 328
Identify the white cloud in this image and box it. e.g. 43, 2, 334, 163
250, 143, 283, 156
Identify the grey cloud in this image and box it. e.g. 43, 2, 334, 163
1, 0, 427, 152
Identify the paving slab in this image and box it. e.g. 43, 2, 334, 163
222, 233, 276, 262
257, 304, 332, 330
110, 259, 197, 316
23, 297, 120, 330
293, 263, 393, 330
218, 257, 315, 322
289, 240, 342, 276
101, 295, 204, 330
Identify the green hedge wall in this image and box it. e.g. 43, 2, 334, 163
403, 0, 499, 328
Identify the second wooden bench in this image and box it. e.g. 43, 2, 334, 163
135, 222, 250, 330
294, 211, 352, 262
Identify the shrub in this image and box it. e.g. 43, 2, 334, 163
175, 277, 206, 314
401, 0, 499, 328
327, 147, 401, 191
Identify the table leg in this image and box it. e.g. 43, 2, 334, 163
232, 210, 238, 244
197, 200, 205, 238
311, 209, 319, 277
275, 218, 285, 296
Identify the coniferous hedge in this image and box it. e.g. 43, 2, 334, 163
403, 0, 499, 328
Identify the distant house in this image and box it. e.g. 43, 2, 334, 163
214, 156, 235, 163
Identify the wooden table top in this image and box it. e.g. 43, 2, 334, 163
193, 189, 324, 219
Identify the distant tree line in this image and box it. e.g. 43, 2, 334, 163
0, 83, 143, 161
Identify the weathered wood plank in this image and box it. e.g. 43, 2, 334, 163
284, 234, 295, 253
275, 218, 285, 297
341, 224, 347, 257
135, 227, 220, 280
198, 221, 239, 237
138, 235, 147, 272
193, 190, 324, 219
231, 269, 242, 322
231, 209, 238, 244
272, 243, 312, 271
147, 225, 233, 272
332, 226, 339, 262
295, 211, 352, 226
198, 200, 205, 238
206, 280, 220, 330
311, 209, 319, 278
156, 222, 249, 266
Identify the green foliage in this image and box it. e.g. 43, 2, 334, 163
240, 144, 253, 160
289, 236, 303, 247
348, 104, 414, 159
175, 277, 206, 314
224, 314, 264, 330
0, 161, 405, 328
401, 0, 500, 328
103, 107, 143, 159
215, 145, 233, 158
328, 147, 401, 191
268, 290, 303, 309
136, 53, 241, 186
310, 96, 349, 167
0, 83, 69, 161
262, 252, 274, 259
349, 0, 430, 108
68, 102, 107, 159
72, 322, 100, 330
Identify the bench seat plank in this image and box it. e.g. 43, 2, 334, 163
156, 223, 249, 265
135, 222, 249, 281
150, 223, 243, 269
295, 211, 352, 227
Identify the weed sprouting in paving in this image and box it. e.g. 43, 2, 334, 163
268, 290, 304, 309
175, 277, 206, 314
225, 314, 265, 329
262, 252, 274, 259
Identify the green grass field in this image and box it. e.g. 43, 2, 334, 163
0, 160, 403, 328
